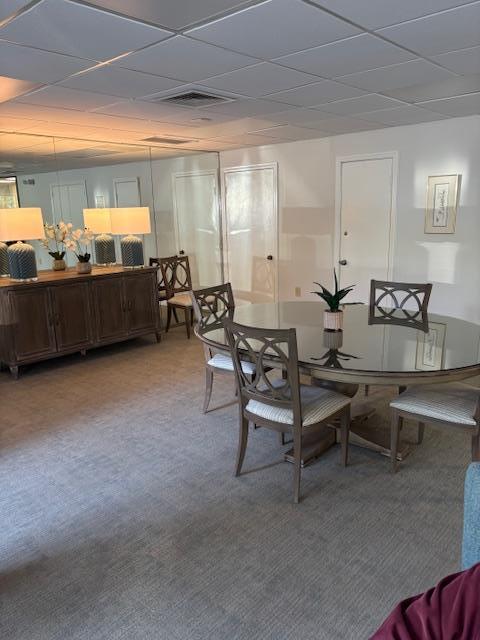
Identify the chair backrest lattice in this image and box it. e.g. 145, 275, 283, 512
159, 255, 192, 298
191, 283, 234, 326
369, 279, 432, 331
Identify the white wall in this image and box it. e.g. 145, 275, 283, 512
220, 115, 480, 323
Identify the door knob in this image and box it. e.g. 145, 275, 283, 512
179, 249, 185, 255
339, 259, 347, 266
266, 255, 273, 261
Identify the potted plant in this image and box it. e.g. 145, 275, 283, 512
65, 227, 94, 274
312, 270, 354, 331
41, 221, 72, 270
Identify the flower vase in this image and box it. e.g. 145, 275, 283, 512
324, 310, 343, 332
53, 258, 66, 271
76, 261, 92, 275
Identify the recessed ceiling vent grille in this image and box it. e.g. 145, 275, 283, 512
141, 136, 194, 145
151, 91, 232, 108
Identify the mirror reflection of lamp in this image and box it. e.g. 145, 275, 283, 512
83, 208, 116, 266
0, 207, 45, 281
110, 207, 151, 269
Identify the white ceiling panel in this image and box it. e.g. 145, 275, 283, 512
0, 0, 172, 61
187, 0, 360, 60
0, 76, 40, 103
310, 0, 475, 30
382, 74, 480, 102
261, 108, 337, 125
275, 34, 415, 78
191, 116, 277, 138
378, 3, 480, 56
60, 66, 183, 99
431, 46, 480, 75
14, 86, 124, 111
318, 93, 405, 115
114, 36, 258, 83
0, 0, 38, 23
337, 59, 456, 92
198, 98, 294, 117
265, 80, 365, 107
83, 0, 258, 30
300, 115, 383, 133
358, 105, 448, 125
0, 116, 47, 132
211, 131, 288, 145
200, 63, 318, 98
418, 92, 480, 116
0, 41, 96, 84
251, 124, 329, 140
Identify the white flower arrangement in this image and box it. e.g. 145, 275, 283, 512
41, 221, 73, 260
65, 227, 95, 263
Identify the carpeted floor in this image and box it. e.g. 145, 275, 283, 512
0, 328, 472, 639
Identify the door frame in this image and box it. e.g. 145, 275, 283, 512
221, 162, 279, 302
334, 151, 398, 284
171, 168, 224, 283
113, 176, 141, 206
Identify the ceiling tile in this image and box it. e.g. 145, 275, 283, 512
382, 73, 480, 102
201, 63, 318, 97
14, 86, 124, 111
191, 116, 279, 138
301, 115, 383, 133
432, 46, 480, 75
252, 124, 328, 140
60, 66, 183, 99
211, 132, 286, 145
275, 34, 415, 78
318, 93, 405, 115
114, 36, 258, 83
358, 105, 448, 125
310, 0, 474, 30
94, 99, 221, 125
198, 98, 294, 117
418, 92, 480, 116
0, 41, 95, 84
0, 116, 47, 132
0, 0, 35, 23
265, 80, 365, 106
0, 0, 172, 61
187, 0, 360, 59
0, 76, 41, 103
378, 3, 480, 56
337, 59, 456, 92
83, 0, 257, 30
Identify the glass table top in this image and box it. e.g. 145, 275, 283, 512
197, 301, 480, 376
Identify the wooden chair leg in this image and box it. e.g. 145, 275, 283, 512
166, 305, 172, 332
340, 406, 350, 467
185, 308, 191, 339
390, 411, 402, 473
364, 385, 369, 396
472, 428, 480, 462
203, 368, 214, 413
172, 307, 179, 323
235, 412, 249, 477
191, 308, 194, 326
417, 422, 425, 444
293, 427, 302, 504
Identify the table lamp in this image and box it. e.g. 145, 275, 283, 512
0, 207, 45, 281
83, 208, 116, 266
110, 207, 151, 268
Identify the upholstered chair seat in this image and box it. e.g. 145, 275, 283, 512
208, 353, 255, 375
390, 384, 479, 426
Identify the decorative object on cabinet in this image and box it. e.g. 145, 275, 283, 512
312, 269, 354, 332
64, 227, 94, 274
0, 240, 9, 277
425, 174, 460, 234
0, 266, 161, 378
41, 221, 70, 271
110, 207, 150, 268
0, 207, 45, 281
83, 208, 116, 266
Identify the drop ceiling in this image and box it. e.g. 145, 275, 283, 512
0, 0, 479, 172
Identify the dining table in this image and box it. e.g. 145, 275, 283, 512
195, 301, 480, 465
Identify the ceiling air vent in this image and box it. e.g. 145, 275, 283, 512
150, 91, 232, 108
141, 136, 194, 145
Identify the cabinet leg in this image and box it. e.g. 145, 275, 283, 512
80, 349, 86, 357
155, 331, 162, 343
10, 365, 19, 380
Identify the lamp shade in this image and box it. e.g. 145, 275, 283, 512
110, 207, 151, 235
0, 207, 45, 241
83, 208, 112, 234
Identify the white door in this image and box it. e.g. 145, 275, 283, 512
336, 155, 396, 303
223, 163, 278, 304
113, 177, 141, 207
50, 182, 89, 266
173, 171, 222, 289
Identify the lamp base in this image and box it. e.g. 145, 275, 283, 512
95, 233, 116, 266
0, 241, 9, 277
7, 241, 38, 281
120, 234, 144, 268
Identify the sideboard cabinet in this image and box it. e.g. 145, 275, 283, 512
0, 266, 160, 378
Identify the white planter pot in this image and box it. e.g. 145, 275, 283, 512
324, 310, 343, 332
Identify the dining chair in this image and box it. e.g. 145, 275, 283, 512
369, 279, 432, 332
159, 255, 194, 339
191, 283, 256, 413
149, 256, 179, 323
223, 319, 352, 504
390, 383, 480, 472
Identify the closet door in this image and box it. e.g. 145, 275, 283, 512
173, 171, 222, 289
50, 181, 89, 266
223, 163, 278, 304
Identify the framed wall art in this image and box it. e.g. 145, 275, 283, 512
425, 174, 460, 234
415, 322, 446, 371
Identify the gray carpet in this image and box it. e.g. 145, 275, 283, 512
0, 328, 472, 639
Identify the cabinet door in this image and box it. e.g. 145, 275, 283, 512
10, 288, 57, 360
50, 282, 93, 351
91, 277, 127, 342
123, 273, 157, 334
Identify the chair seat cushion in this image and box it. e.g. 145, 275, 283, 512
246, 384, 350, 427
208, 353, 255, 375
390, 384, 479, 426
168, 292, 192, 307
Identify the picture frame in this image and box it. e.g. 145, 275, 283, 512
425, 174, 460, 234
95, 194, 106, 208
415, 322, 446, 371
